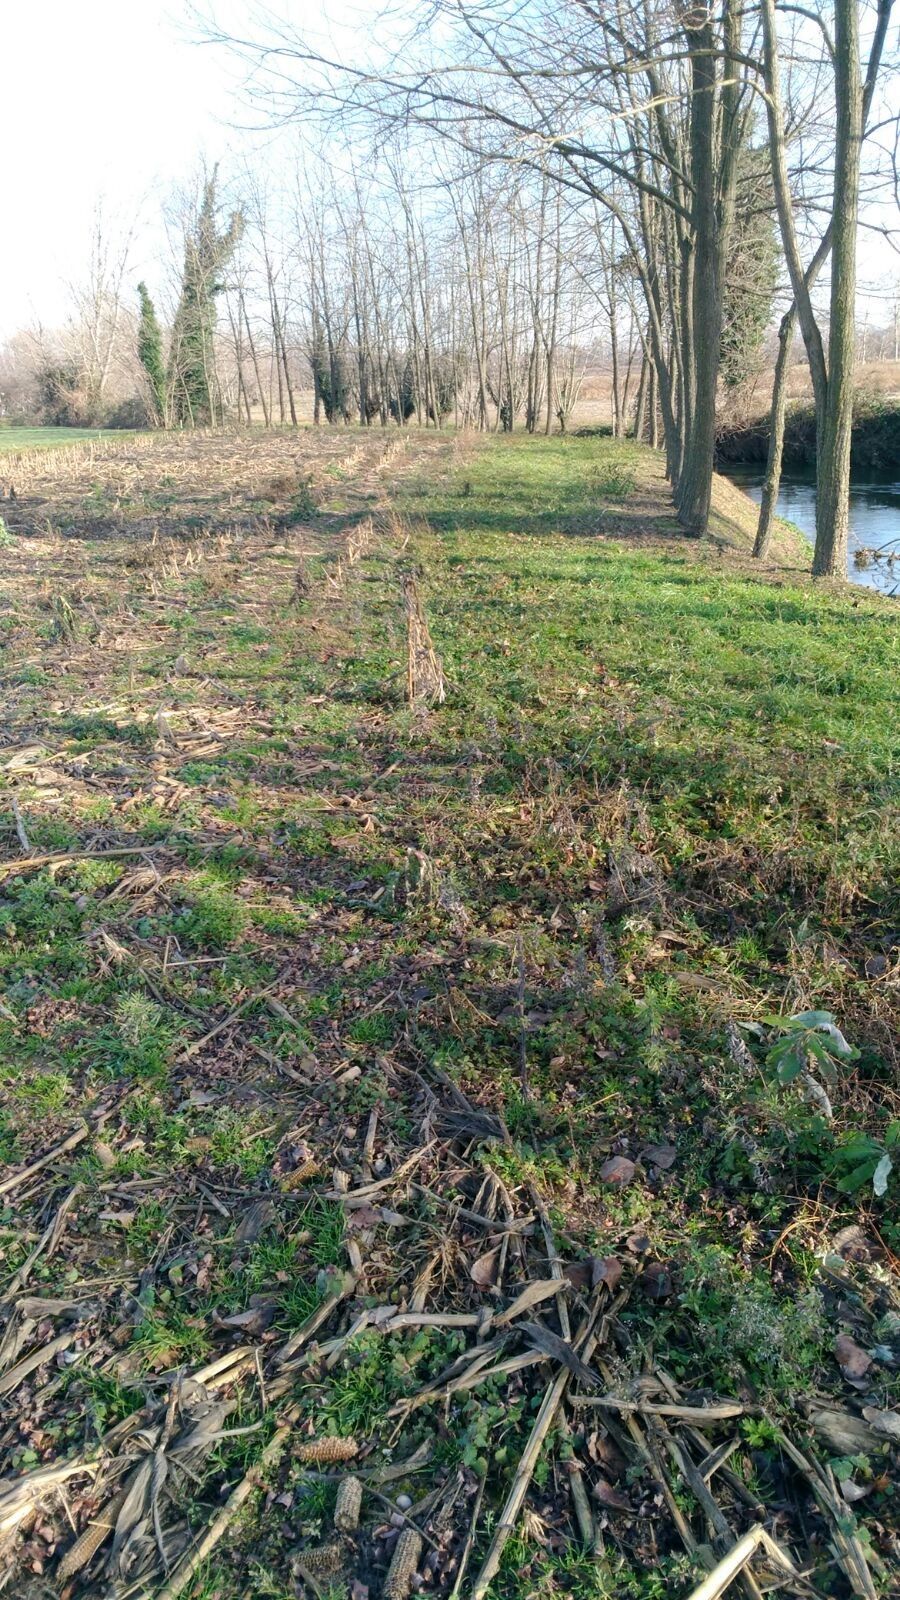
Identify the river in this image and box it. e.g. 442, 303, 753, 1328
723, 465, 900, 596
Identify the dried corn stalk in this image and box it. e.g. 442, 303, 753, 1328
296, 1436, 359, 1464
402, 573, 445, 705
292, 556, 312, 603
345, 516, 374, 566
385, 1527, 423, 1600
334, 1474, 363, 1533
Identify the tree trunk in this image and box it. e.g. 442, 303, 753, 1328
675, 17, 721, 535
813, 0, 863, 577
753, 307, 796, 559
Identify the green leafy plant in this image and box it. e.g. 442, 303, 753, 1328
764, 1009, 857, 1085
828, 1123, 900, 1196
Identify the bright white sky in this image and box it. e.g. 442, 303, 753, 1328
1, 0, 897, 340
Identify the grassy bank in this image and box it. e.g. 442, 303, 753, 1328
0, 430, 897, 1598
718, 395, 900, 474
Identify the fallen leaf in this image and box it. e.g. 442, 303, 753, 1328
347, 1205, 382, 1230
591, 1257, 623, 1292
599, 1157, 636, 1187
592, 1477, 631, 1512
834, 1334, 872, 1383
625, 1230, 651, 1255
838, 1477, 871, 1502
494, 1279, 567, 1327
217, 1301, 277, 1335
470, 1247, 501, 1291
587, 1430, 627, 1477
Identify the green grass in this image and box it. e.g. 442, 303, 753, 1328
1, 426, 897, 1600
0, 425, 131, 452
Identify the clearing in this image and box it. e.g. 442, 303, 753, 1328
0, 428, 897, 1600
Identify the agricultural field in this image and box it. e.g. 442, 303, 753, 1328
0, 429, 897, 1599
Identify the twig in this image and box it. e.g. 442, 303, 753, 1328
5, 1184, 82, 1295
0, 845, 160, 883
516, 931, 529, 1098
0, 1125, 91, 1199
772, 1427, 880, 1599
530, 1183, 595, 1547
684, 1527, 799, 1600
175, 973, 285, 1063
10, 796, 30, 853
571, 1397, 744, 1421
361, 1104, 379, 1185
449, 1476, 485, 1599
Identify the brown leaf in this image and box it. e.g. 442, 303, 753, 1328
834, 1334, 872, 1383
625, 1230, 651, 1255
591, 1257, 623, 1292
217, 1300, 277, 1335
347, 1205, 382, 1230
586, 1430, 627, 1478
470, 1246, 501, 1291
599, 1157, 636, 1187
592, 1477, 632, 1512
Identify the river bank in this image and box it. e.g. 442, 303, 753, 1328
717, 395, 900, 474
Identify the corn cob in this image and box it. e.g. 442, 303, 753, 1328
57, 1487, 129, 1581
334, 1473, 363, 1532
279, 1158, 320, 1191
384, 1527, 423, 1600
296, 1435, 359, 1464
295, 1539, 346, 1576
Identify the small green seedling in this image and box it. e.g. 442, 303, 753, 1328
764, 1009, 857, 1086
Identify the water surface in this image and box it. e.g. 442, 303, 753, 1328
724, 465, 900, 596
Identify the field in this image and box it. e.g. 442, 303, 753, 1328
0, 427, 130, 454
0, 428, 897, 1599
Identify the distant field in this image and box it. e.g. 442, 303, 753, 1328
0, 426, 120, 453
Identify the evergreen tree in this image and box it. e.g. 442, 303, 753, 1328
136, 282, 167, 424
168, 172, 243, 426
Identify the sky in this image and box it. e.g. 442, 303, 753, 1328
1, 3, 237, 334
1, 1, 898, 341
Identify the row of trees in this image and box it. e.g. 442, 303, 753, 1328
198, 0, 898, 575
1, 1, 897, 577
0, 165, 646, 437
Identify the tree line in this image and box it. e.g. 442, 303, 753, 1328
1, 0, 898, 579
